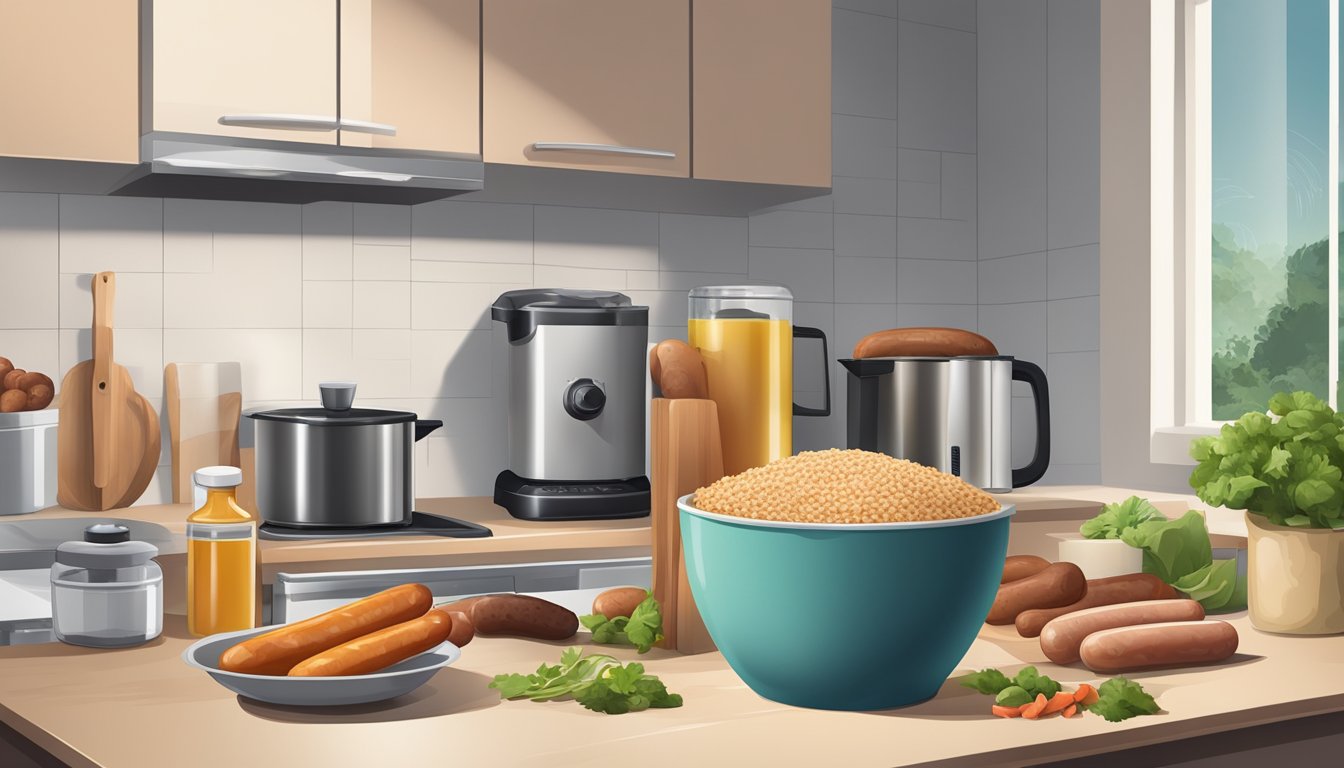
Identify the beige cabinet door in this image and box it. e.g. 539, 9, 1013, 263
339, 0, 480, 155
0, 0, 138, 163
693, 0, 831, 187
483, 0, 690, 177
149, 0, 338, 145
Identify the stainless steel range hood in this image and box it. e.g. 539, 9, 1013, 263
113, 132, 485, 204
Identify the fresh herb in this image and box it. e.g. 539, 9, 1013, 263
961, 666, 1060, 699
579, 593, 664, 653
1190, 391, 1344, 530
995, 686, 1033, 708
1079, 677, 1160, 722
489, 646, 683, 715
1081, 496, 1166, 540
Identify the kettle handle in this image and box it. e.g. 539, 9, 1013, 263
1010, 359, 1050, 487
414, 419, 444, 441
791, 326, 831, 417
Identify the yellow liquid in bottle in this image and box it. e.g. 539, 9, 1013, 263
187, 488, 256, 637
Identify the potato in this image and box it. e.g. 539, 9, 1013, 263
0, 390, 27, 413
0, 357, 13, 386
2, 368, 25, 391
592, 587, 650, 621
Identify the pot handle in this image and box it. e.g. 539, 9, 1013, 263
792, 325, 831, 417
1011, 359, 1050, 488
414, 419, 443, 441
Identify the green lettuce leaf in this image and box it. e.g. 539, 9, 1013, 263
1121, 511, 1213, 585
1080, 496, 1166, 540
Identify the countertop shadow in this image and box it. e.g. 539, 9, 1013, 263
236, 668, 501, 723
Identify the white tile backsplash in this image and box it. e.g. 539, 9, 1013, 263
353, 281, 410, 329
533, 206, 659, 270
748, 209, 834, 250
978, 251, 1047, 305
897, 259, 977, 304
832, 9, 901, 119
658, 214, 749, 274
59, 196, 163, 274
834, 214, 897, 259
411, 201, 532, 264
833, 176, 900, 216
897, 217, 976, 260
302, 281, 353, 328
833, 115, 900, 178
0, 193, 58, 329
835, 256, 897, 304
899, 21, 977, 153
748, 247, 836, 302
353, 244, 411, 281
353, 203, 411, 246
301, 202, 353, 279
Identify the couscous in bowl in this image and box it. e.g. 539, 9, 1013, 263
678, 450, 1013, 711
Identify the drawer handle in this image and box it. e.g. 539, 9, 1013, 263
218, 113, 339, 132
339, 118, 399, 136
531, 141, 676, 159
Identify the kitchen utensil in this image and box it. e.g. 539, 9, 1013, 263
852, 327, 997, 358
649, 340, 709, 399
840, 355, 1050, 491
57, 272, 162, 511
248, 382, 443, 528
0, 408, 58, 515
50, 523, 163, 648
687, 285, 830, 476
650, 398, 720, 654
678, 494, 1014, 710
183, 626, 460, 706
165, 362, 242, 505
491, 289, 651, 521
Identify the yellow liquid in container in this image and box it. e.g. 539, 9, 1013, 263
689, 317, 793, 476
187, 488, 256, 637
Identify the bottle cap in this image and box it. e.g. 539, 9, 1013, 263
194, 466, 243, 488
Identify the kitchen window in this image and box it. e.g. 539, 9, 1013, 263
1149, 0, 1341, 464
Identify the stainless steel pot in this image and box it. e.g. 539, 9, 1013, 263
248, 383, 442, 528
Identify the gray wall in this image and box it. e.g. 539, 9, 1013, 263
978, 0, 1101, 484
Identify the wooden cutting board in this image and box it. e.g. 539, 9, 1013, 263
164, 362, 242, 505
57, 272, 161, 511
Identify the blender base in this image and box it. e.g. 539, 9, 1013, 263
493, 471, 651, 521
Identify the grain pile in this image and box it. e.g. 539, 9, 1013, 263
693, 449, 999, 524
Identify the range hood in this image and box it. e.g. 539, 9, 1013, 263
113, 132, 485, 205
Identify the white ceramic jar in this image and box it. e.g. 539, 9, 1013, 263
0, 408, 58, 516
51, 523, 163, 648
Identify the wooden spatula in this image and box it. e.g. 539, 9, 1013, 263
57, 272, 162, 511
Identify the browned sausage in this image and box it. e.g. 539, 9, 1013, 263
1001, 555, 1051, 584
985, 562, 1086, 625
1014, 573, 1173, 637
288, 610, 453, 677
220, 583, 433, 675
445, 610, 474, 647
592, 587, 649, 620
1040, 599, 1205, 664
852, 328, 998, 359
1079, 620, 1238, 673
470, 594, 578, 640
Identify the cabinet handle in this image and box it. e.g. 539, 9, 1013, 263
531, 142, 676, 159
339, 118, 398, 136
217, 114, 339, 132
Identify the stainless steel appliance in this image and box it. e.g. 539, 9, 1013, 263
0, 408, 58, 516
50, 523, 162, 648
491, 289, 651, 521
840, 355, 1050, 491
248, 382, 443, 528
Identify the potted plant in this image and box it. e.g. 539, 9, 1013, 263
1190, 391, 1344, 634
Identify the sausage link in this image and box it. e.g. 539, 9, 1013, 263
219, 583, 433, 676
1079, 620, 1238, 673
985, 562, 1087, 625
288, 610, 453, 677
1039, 599, 1205, 664
445, 610, 475, 647
1001, 555, 1052, 584
470, 594, 579, 640
1015, 573, 1172, 637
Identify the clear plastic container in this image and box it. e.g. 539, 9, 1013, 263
50, 523, 163, 648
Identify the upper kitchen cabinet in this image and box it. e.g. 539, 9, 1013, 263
147, 0, 339, 145
483, 0, 691, 177
0, 1, 139, 163
339, 0, 480, 154
692, 0, 830, 188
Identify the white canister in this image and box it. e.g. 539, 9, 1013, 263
51, 523, 163, 648
1056, 535, 1145, 580
0, 408, 58, 516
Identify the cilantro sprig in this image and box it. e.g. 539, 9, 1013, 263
1079, 677, 1160, 722
488, 646, 683, 715
962, 666, 1061, 700
963, 667, 1160, 723
579, 593, 664, 653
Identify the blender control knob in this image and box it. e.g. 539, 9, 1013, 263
563, 378, 606, 421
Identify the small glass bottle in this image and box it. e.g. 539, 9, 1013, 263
187, 466, 256, 636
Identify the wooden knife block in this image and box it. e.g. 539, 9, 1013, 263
650, 397, 721, 655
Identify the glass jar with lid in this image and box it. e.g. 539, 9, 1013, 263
50, 523, 163, 648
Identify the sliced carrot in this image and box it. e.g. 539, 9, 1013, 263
1041, 691, 1076, 716
1021, 693, 1049, 719
1075, 684, 1099, 707
1063, 704, 1078, 718
991, 704, 1023, 718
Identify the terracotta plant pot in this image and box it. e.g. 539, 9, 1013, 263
1245, 512, 1344, 634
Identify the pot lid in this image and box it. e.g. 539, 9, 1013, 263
248, 382, 417, 426
55, 523, 159, 569
491, 289, 648, 342
689, 285, 793, 301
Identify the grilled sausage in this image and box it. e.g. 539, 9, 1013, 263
985, 562, 1087, 625
446, 610, 475, 647
592, 587, 649, 620
1001, 555, 1052, 584
852, 327, 998, 359
470, 594, 579, 640
1015, 573, 1176, 637
1040, 599, 1206, 664
219, 583, 433, 675
288, 610, 453, 677
1079, 620, 1238, 673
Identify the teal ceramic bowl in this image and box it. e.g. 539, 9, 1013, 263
678, 494, 1014, 711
